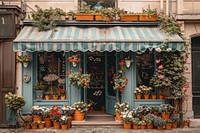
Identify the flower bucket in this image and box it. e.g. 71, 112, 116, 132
136, 94, 141, 99
147, 123, 153, 129
39, 124, 44, 129
116, 112, 121, 121
157, 126, 163, 130
31, 125, 37, 129
152, 94, 157, 99
53, 122, 60, 129
165, 124, 172, 130
144, 94, 149, 99
123, 122, 131, 129
52, 95, 59, 100
140, 125, 146, 129
45, 95, 50, 100
44, 118, 52, 128
23, 62, 29, 68
61, 124, 68, 130
172, 123, 177, 128
74, 110, 84, 121
24, 123, 31, 129
60, 95, 66, 100
33, 115, 42, 122
184, 121, 189, 127
133, 124, 138, 129
161, 112, 170, 120
159, 95, 164, 99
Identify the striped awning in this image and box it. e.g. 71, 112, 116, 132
13, 26, 184, 52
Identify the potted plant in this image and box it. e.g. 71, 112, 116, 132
38, 121, 45, 129
183, 119, 190, 127
67, 10, 75, 20
58, 87, 66, 100
144, 113, 155, 129
44, 91, 51, 100
54, 8, 66, 21
111, 8, 125, 21
114, 101, 130, 121
72, 102, 89, 121
140, 85, 152, 99
42, 107, 52, 128
60, 116, 68, 130
95, 8, 113, 22
132, 118, 139, 129
50, 106, 62, 129
121, 111, 133, 129
165, 119, 173, 130
139, 8, 157, 21
135, 105, 152, 120
31, 121, 38, 129
151, 106, 160, 116
34, 81, 47, 100
151, 92, 157, 99
153, 116, 166, 130
76, 2, 94, 21
52, 90, 59, 100
31, 106, 46, 122
62, 105, 74, 128
68, 53, 81, 67
160, 104, 174, 120
16, 54, 32, 67
120, 12, 139, 22
134, 87, 142, 99
170, 114, 181, 128
138, 121, 146, 129
22, 115, 32, 129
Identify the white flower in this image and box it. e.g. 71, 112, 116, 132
156, 47, 161, 52
167, 48, 172, 52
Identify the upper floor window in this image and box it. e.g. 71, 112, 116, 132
78, 0, 117, 9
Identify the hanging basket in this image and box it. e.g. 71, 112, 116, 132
72, 62, 77, 67
125, 60, 132, 68
23, 62, 29, 68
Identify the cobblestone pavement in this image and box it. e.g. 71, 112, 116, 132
1, 127, 200, 133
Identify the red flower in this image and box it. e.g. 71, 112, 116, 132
113, 74, 117, 77
119, 61, 124, 66
158, 75, 164, 80
79, 68, 82, 72
66, 71, 70, 75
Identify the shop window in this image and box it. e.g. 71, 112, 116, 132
36, 52, 66, 100
136, 51, 155, 87
78, 0, 117, 9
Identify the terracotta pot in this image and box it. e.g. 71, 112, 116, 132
53, 122, 60, 129
138, 14, 157, 21
147, 123, 153, 129
33, 115, 42, 122
141, 116, 145, 121
161, 112, 170, 120
45, 95, 51, 100
31, 125, 37, 129
116, 112, 121, 121
159, 95, 164, 99
133, 124, 138, 129
44, 117, 52, 128
172, 123, 177, 128
61, 124, 68, 130
144, 94, 149, 99
74, 110, 84, 121
165, 124, 172, 130
120, 14, 138, 21
24, 123, 31, 129
52, 95, 59, 100
184, 121, 189, 127
153, 112, 159, 116
136, 94, 141, 99
140, 125, 146, 129
38, 124, 44, 129
68, 116, 72, 128
123, 122, 131, 129
157, 126, 163, 130
60, 95, 66, 100
75, 14, 94, 21
152, 94, 157, 99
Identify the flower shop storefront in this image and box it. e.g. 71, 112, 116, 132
13, 23, 185, 116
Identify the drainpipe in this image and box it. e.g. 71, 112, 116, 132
160, 0, 164, 13
166, 0, 169, 16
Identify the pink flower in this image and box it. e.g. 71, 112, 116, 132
185, 67, 188, 70
178, 75, 182, 79
183, 86, 189, 91
158, 75, 164, 80
157, 70, 162, 73
158, 65, 163, 70
156, 60, 160, 64
178, 68, 182, 71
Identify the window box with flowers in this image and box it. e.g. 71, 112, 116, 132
72, 102, 89, 121
50, 106, 62, 129
16, 54, 31, 68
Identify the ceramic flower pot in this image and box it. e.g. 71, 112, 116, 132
45, 95, 51, 100
184, 121, 189, 127
123, 122, 131, 129
31, 125, 37, 129
140, 125, 146, 129
157, 126, 163, 130
165, 124, 172, 130
136, 94, 141, 99
172, 123, 177, 128
61, 124, 68, 130
147, 123, 153, 129
24, 123, 31, 129
44, 117, 52, 128
53, 122, 60, 129
151, 94, 157, 99
52, 95, 59, 100
73, 110, 84, 121
159, 94, 164, 99
133, 124, 138, 129
60, 95, 66, 100
38, 124, 44, 129
33, 115, 42, 122
161, 112, 170, 120
115, 112, 121, 121
144, 94, 149, 99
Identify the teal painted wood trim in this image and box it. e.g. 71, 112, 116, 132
83, 53, 87, 119
22, 52, 34, 114
34, 100, 69, 109
132, 52, 137, 109
134, 99, 165, 108
66, 52, 71, 104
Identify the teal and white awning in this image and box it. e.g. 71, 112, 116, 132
13, 26, 184, 52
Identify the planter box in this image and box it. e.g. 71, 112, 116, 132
120, 14, 138, 21
75, 14, 94, 21
95, 14, 112, 22
138, 14, 157, 21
